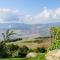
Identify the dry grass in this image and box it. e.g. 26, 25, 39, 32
7, 37, 52, 49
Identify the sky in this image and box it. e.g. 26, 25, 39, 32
0, 0, 60, 24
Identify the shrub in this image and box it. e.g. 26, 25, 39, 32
0, 42, 11, 58
48, 40, 60, 51
18, 46, 29, 58
0, 42, 6, 52
8, 44, 19, 52
9, 38, 22, 42
0, 52, 11, 58
28, 49, 34, 52
37, 47, 47, 53
48, 27, 60, 51
7, 44, 19, 57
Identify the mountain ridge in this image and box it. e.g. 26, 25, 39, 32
0, 22, 60, 38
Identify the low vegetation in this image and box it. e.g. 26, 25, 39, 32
46, 27, 60, 60
48, 27, 60, 51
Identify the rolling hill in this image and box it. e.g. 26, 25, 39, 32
0, 22, 60, 39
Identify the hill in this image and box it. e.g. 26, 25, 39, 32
0, 22, 60, 39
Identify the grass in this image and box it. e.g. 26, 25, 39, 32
26, 53, 45, 60
0, 53, 45, 60
0, 58, 26, 60
7, 37, 52, 49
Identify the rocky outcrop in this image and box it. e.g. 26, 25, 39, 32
26, 52, 37, 58
46, 49, 60, 60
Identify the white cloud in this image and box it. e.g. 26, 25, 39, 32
0, 8, 60, 24
0, 8, 18, 13
22, 7, 60, 24
0, 8, 19, 23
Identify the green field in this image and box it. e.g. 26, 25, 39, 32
0, 58, 26, 60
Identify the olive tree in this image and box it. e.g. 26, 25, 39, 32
2, 29, 15, 42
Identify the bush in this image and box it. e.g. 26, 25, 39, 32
0, 52, 11, 58
9, 38, 23, 42
0, 42, 6, 52
28, 49, 34, 52
18, 46, 29, 58
48, 27, 60, 51
8, 44, 19, 52
37, 47, 47, 53
0, 42, 11, 58
48, 40, 60, 51
7, 44, 19, 57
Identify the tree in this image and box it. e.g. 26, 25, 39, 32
2, 29, 15, 42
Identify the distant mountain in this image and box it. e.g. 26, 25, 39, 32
0, 22, 60, 29
0, 23, 32, 30
0, 22, 60, 39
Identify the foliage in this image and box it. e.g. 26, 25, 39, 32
0, 41, 19, 58
8, 44, 19, 52
51, 27, 60, 40
0, 42, 6, 52
2, 29, 15, 42
0, 42, 11, 58
18, 46, 29, 58
10, 38, 22, 42
0, 52, 11, 58
48, 27, 60, 51
48, 40, 60, 51
28, 49, 35, 52
7, 44, 19, 57
37, 47, 47, 53
0, 53, 45, 60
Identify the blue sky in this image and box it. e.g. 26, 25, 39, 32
0, 0, 60, 24
0, 0, 60, 14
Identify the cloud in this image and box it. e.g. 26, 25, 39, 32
19, 7, 60, 24
0, 8, 18, 13
0, 8, 60, 24
0, 8, 20, 23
